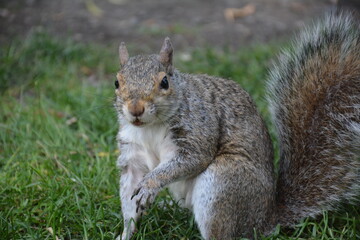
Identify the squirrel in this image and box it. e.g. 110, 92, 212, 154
114, 12, 360, 240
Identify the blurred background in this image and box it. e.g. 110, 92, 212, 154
0, 0, 348, 52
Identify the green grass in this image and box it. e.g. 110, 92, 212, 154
0, 31, 359, 239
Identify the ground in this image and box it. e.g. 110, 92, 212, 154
1, 0, 336, 53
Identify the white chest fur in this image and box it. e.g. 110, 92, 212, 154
117, 122, 178, 172
117, 121, 195, 209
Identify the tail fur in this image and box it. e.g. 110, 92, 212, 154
267, 12, 360, 226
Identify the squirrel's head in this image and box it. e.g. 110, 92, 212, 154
114, 37, 178, 127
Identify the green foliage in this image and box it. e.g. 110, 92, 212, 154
0, 32, 359, 239
0, 31, 120, 239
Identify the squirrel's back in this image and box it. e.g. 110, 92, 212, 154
267, 13, 360, 225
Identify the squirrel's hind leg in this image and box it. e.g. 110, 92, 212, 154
118, 165, 145, 240
192, 155, 277, 239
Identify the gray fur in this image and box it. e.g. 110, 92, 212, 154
115, 12, 360, 239
115, 46, 275, 239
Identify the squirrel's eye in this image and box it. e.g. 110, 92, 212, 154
160, 76, 169, 90
115, 80, 119, 89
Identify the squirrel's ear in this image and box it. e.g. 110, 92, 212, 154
159, 37, 173, 74
119, 42, 129, 67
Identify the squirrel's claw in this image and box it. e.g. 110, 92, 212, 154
131, 181, 160, 213
134, 188, 150, 213
131, 187, 140, 200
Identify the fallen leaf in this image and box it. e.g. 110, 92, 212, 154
224, 4, 256, 22
46, 227, 60, 240
66, 117, 77, 125
97, 152, 110, 157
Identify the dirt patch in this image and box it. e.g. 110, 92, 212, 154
1, 0, 336, 53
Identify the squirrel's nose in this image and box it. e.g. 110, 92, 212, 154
128, 101, 145, 117
130, 107, 144, 117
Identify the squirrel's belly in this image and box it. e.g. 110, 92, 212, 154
168, 178, 196, 209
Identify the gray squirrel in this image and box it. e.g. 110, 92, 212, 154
114, 13, 360, 240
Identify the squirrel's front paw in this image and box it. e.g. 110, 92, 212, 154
131, 179, 160, 213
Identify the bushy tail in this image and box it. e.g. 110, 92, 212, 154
267, 12, 360, 226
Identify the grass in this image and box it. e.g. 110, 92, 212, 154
0, 31, 359, 239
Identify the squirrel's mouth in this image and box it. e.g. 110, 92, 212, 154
132, 119, 144, 126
